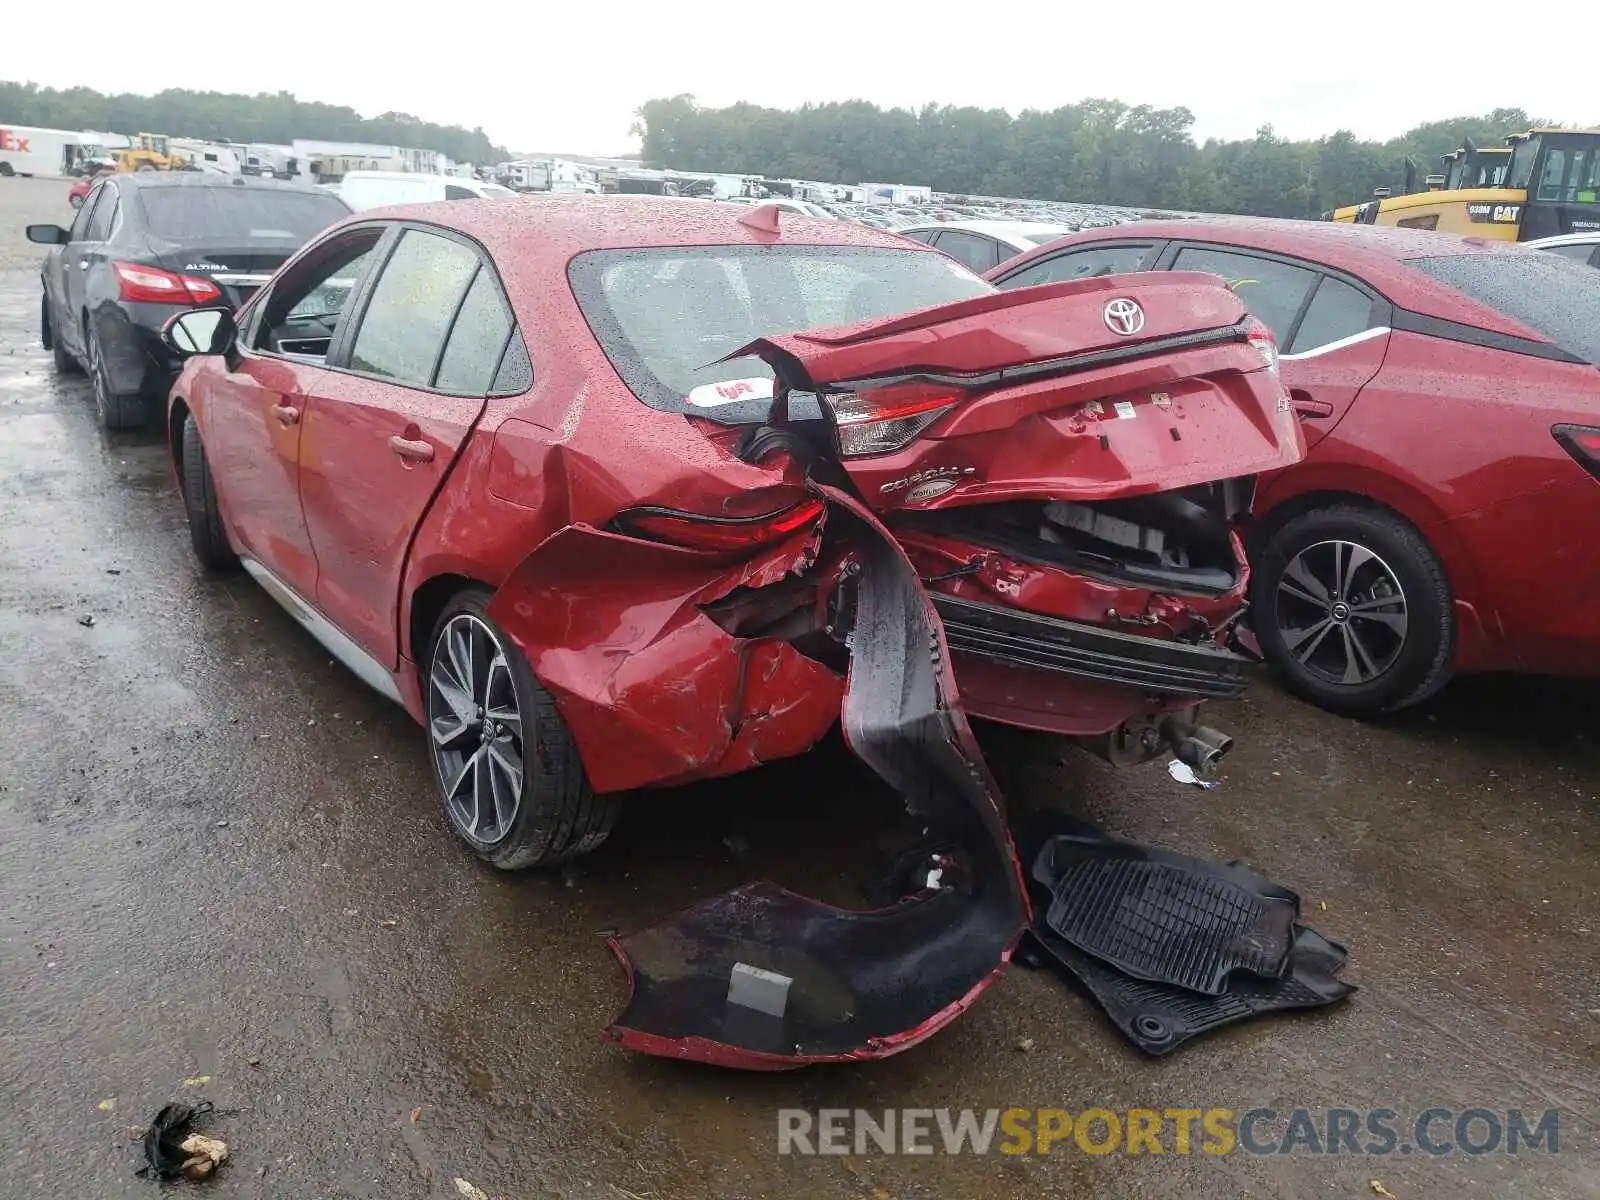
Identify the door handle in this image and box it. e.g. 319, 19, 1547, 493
1291, 390, 1334, 418
271, 402, 300, 426
388, 435, 435, 463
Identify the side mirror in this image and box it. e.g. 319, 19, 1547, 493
26, 224, 70, 245
162, 307, 237, 357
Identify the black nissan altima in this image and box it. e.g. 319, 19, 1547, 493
27, 172, 350, 430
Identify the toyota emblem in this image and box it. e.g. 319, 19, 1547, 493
1103, 298, 1145, 336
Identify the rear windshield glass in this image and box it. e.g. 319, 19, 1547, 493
1406, 252, 1600, 363
570, 245, 993, 413
139, 187, 349, 243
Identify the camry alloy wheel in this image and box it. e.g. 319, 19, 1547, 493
88, 333, 109, 422
428, 613, 526, 845
1274, 539, 1409, 686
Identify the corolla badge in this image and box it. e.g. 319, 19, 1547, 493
1103, 298, 1145, 336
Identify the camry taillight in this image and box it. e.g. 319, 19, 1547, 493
1553, 423, 1600, 481
112, 261, 222, 306
1245, 319, 1278, 373
614, 498, 825, 551
825, 382, 962, 457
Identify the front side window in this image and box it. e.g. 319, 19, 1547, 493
1508, 136, 1542, 189
444, 185, 478, 200
68, 187, 104, 242
570, 245, 991, 412
1536, 149, 1568, 201
1544, 242, 1597, 263
348, 229, 480, 385
998, 243, 1156, 288
252, 227, 385, 359
75, 187, 113, 241
1171, 245, 1319, 344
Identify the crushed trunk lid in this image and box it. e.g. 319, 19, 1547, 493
727, 272, 1305, 511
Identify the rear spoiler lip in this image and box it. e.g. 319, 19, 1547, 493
808, 319, 1254, 394
786, 269, 1242, 348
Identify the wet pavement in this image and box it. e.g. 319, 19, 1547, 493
1, 177, 1597, 1199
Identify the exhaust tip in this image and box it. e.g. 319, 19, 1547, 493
1159, 717, 1235, 779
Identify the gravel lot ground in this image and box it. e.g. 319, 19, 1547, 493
1, 173, 1596, 1199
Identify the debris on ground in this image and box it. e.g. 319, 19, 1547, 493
181, 1075, 212, 1087
1370, 1182, 1397, 1199
721, 833, 752, 858
453, 1179, 491, 1200
1167, 758, 1219, 789
97, 1098, 116, 1112
77, 614, 95, 628
410, 1106, 422, 1123
1014, 1037, 1035, 1053
1018, 818, 1354, 1055
136, 1101, 229, 1182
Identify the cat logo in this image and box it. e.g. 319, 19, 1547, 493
1467, 203, 1522, 225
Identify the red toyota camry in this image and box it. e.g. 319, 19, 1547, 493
989, 220, 1600, 716
159, 197, 1298, 1065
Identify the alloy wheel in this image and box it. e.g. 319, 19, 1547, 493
428, 613, 525, 845
88, 333, 109, 423
1274, 539, 1409, 686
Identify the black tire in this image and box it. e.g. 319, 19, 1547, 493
424, 588, 619, 869
179, 414, 238, 571
0, 163, 13, 178
1252, 504, 1453, 716
41, 295, 79, 374
87, 325, 147, 431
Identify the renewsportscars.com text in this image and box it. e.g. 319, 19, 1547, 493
777, 1107, 1561, 1157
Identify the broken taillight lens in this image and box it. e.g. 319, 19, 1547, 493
826, 382, 962, 457
1245, 319, 1278, 374
1553, 423, 1600, 482
112, 261, 222, 305
614, 498, 825, 551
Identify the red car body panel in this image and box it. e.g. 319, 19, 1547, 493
989, 219, 1600, 682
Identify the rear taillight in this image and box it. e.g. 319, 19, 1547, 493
1553, 424, 1600, 481
825, 382, 962, 457
1245, 319, 1278, 373
615, 498, 824, 551
112, 261, 222, 305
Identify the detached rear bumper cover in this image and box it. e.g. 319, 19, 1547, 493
606, 486, 1029, 1067
493, 483, 1030, 1068
933, 593, 1251, 699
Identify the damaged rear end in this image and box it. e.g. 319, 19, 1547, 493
733, 271, 1304, 772
487, 244, 1301, 1069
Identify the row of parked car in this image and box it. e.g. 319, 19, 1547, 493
23, 171, 1600, 877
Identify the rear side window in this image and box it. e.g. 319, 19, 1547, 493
898, 229, 940, 245
83, 189, 117, 241
434, 267, 514, 393
1172, 246, 1318, 344
935, 230, 1001, 273
444, 184, 478, 200
1287, 277, 1376, 354
139, 187, 349, 243
1000, 243, 1155, 288
348, 230, 480, 385
1406, 252, 1600, 363
1543, 242, 1597, 264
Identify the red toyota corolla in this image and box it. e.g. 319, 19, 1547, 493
989, 220, 1600, 716
159, 197, 1299, 1066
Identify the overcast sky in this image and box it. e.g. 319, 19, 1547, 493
6, 3, 1595, 156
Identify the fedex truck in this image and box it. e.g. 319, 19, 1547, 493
0, 125, 85, 178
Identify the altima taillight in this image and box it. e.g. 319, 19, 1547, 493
614, 498, 825, 551
1245, 319, 1278, 373
1553, 423, 1600, 481
825, 382, 962, 457
112, 261, 223, 305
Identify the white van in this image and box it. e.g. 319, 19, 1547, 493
337, 171, 517, 211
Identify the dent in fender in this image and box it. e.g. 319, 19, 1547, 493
484, 522, 842, 795
603, 482, 1031, 1067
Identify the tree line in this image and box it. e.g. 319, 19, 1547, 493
0, 81, 505, 167
633, 96, 1561, 217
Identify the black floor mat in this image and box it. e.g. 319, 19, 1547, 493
1033, 833, 1299, 996
1022, 922, 1355, 1055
